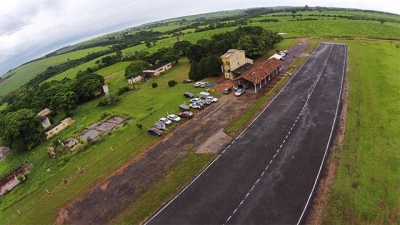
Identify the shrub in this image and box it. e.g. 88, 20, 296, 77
117, 86, 131, 95
97, 93, 120, 106
152, 83, 158, 88
168, 80, 177, 87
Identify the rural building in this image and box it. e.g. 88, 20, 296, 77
269, 53, 284, 61
37, 108, 52, 130
235, 58, 284, 93
128, 75, 143, 84
143, 62, 172, 76
221, 49, 254, 80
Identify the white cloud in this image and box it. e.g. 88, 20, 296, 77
0, 0, 398, 75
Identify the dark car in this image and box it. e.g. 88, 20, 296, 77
148, 128, 163, 136
183, 92, 194, 98
223, 87, 232, 94
178, 111, 194, 119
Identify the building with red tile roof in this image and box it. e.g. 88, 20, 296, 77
235, 58, 284, 93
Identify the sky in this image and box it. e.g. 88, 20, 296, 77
0, 0, 399, 76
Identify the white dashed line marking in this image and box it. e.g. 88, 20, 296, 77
224, 43, 333, 224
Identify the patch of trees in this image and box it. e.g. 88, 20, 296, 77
186, 26, 282, 81
3, 73, 105, 116
124, 61, 150, 78
186, 26, 282, 61
0, 109, 46, 151
188, 56, 221, 81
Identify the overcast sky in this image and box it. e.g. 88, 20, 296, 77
0, 0, 398, 76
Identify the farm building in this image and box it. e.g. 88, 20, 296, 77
143, 62, 172, 76
235, 58, 284, 93
221, 49, 254, 80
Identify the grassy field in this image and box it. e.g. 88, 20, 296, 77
323, 40, 400, 224
0, 46, 111, 96
0, 57, 216, 224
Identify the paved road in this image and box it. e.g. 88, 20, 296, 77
146, 42, 347, 224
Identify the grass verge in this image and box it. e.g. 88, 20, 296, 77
114, 151, 216, 224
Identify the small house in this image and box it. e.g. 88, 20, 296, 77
142, 62, 172, 76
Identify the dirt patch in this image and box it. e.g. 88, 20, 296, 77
196, 129, 232, 154
305, 78, 349, 224
389, 212, 398, 223
378, 202, 386, 211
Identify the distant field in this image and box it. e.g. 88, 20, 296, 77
0, 46, 110, 96
323, 40, 400, 224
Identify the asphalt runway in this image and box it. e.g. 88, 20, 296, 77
146, 42, 347, 224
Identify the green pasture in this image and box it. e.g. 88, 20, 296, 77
0, 46, 110, 96
249, 19, 400, 39
322, 40, 400, 224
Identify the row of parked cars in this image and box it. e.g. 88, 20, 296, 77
148, 91, 213, 136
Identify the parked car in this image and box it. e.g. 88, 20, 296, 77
178, 111, 194, 119
190, 102, 204, 109
154, 121, 166, 130
183, 92, 194, 98
183, 79, 193, 83
205, 96, 218, 102
159, 117, 172, 125
200, 99, 211, 105
194, 82, 203, 87
235, 88, 245, 97
189, 98, 201, 103
167, 114, 181, 122
223, 87, 232, 94
200, 82, 208, 88
199, 91, 210, 99
233, 84, 239, 90
148, 128, 163, 136
179, 104, 190, 112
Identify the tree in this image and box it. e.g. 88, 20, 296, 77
207, 56, 222, 77
188, 62, 201, 81
146, 42, 152, 48
124, 61, 150, 78
187, 44, 205, 63
173, 40, 192, 56
0, 109, 45, 151
379, 19, 386, 24
50, 91, 78, 117
73, 73, 104, 103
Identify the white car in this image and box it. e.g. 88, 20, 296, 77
159, 117, 172, 125
235, 88, 245, 97
205, 96, 218, 102
194, 82, 203, 87
190, 103, 203, 109
167, 114, 181, 122
189, 98, 201, 103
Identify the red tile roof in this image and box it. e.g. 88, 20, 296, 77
235, 58, 283, 84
